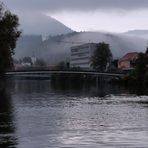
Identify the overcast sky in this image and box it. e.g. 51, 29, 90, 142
4, 0, 148, 33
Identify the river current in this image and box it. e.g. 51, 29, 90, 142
0, 80, 148, 148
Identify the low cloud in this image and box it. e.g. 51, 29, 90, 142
4, 0, 148, 14
4, 0, 148, 34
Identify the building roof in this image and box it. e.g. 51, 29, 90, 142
119, 52, 138, 63
71, 43, 97, 49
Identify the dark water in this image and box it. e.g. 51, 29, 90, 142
1, 80, 148, 148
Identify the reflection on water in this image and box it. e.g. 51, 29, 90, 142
1, 79, 148, 147
0, 82, 17, 148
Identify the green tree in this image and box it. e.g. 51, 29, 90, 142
34, 58, 47, 67
145, 47, 148, 55
135, 53, 148, 82
56, 61, 65, 70
0, 3, 21, 75
22, 57, 32, 64
91, 42, 113, 71
128, 52, 148, 86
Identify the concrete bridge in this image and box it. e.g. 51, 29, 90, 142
6, 69, 126, 79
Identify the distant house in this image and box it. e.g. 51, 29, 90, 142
118, 52, 138, 69
22, 62, 32, 67
31, 56, 37, 65
14, 64, 23, 70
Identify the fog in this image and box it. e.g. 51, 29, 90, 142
14, 31, 147, 64
5, 0, 148, 13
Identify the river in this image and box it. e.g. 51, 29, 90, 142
0, 79, 148, 148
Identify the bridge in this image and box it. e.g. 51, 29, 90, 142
6, 69, 126, 79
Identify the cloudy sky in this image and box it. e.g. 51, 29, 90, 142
4, 0, 148, 33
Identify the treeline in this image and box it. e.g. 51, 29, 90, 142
0, 3, 21, 76
123, 51, 148, 86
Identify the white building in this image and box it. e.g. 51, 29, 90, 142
31, 56, 37, 65
70, 43, 97, 69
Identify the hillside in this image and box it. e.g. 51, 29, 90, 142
19, 14, 73, 36
124, 30, 148, 39
14, 35, 43, 58
14, 31, 147, 64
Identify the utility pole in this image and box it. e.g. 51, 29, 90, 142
146, 40, 148, 54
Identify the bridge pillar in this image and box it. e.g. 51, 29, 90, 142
96, 76, 99, 88
96, 75, 105, 88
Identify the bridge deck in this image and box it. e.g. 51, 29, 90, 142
6, 70, 125, 78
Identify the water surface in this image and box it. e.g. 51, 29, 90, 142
1, 80, 148, 148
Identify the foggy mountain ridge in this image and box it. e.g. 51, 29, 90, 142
14, 35, 43, 58
14, 31, 147, 65
124, 29, 148, 39
19, 14, 73, 36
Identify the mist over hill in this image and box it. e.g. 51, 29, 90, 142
124, 30, 148, 39
14, 35, 43, 58
14, 31, 147, 65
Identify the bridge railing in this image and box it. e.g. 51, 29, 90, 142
8, 67, 126, 75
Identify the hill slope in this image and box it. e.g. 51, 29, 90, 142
14, 31, 147, 64
20, 14, 73, 36
124, 30, 148, 39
